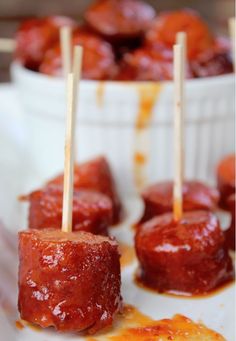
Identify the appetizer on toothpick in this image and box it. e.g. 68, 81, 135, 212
134, 43, 234, 295
138, 33, 219, 225
18, 48, 122, 333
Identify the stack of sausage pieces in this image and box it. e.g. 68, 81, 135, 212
14, 0, 233, 80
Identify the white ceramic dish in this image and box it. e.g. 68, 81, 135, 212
0, 84, 235, 341
11, 63, 235, 195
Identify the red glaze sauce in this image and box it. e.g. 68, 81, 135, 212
224, 194, 235, 251
47, 157, 123, 225
40, 27, 117, 80
15, 16, 77, 71
217, 154, 235, 209
22, 186, 112, 235
139, 180, 219, 224
18, 229, 122, 333
135, 211, 234, 295
145, 9, 214, 61
84, 0, 155, 41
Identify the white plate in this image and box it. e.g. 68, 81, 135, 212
0, 84, 235, 341
0, 198, 235, 341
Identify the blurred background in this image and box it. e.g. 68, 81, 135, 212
0, 0, 235, 82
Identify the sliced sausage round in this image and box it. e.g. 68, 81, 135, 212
139, 180, 219, 224
22, 186, 112, 236
135, 211, 234, 295
47, 156, 123, 224
15, 16, 77, 70
18, 229, 121, 333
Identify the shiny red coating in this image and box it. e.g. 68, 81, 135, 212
15, 16, 77, 70
145, 9, 214, 61
116, 48, 174, 81
224, 194, 235, 250
23, 186, 112, 235
39, 26, 117, 79
135, 211, 234, 295
18, 229, 122, 333
84, 0, 155, 41
139, 180, 219, 224
116, 46, 194, 81
47, 156, 123, 224
217, 154, 235, 209
117, 36, 233, 80
190, 37, 233, 77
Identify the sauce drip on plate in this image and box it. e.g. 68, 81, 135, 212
96, 82, 105, 107
133, 83, 162, 191
119, 242, 136, 268
15, 320, 24, 330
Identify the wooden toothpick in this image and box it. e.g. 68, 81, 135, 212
62, 73, 76, 232
72, 46, 83, 157
228, 17, 235, 70
0, 38, 15, 52
173, 44, 184, 221
176, 32, 186, 180
60, 27, 72, 76
61, 48, 83, 233
176, 32, 187, 66
72, 46, 83, 111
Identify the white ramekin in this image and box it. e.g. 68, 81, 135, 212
11, 62, 235, 195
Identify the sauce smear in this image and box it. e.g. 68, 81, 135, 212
133, 83, 162, 191
119, 242, 136, 268
96, 82, 105, 107
87, 305, 225, 340
15, 320, 24, 330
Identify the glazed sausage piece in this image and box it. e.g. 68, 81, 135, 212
47, 156, 123, 224
224, 194, 235, 251
117, 46, 194, 81
217, 154, 235, 209
84, 0, 155, 42
135, 211, 234, 295
40, 27, 117, 79
18, 229, 121, 333
145, 9, 214, 61
139, 180, 219, 224
22, 186, 112, 235
190, 37, 233, 78
116, 48, 173, 81
15, 16, 77, 71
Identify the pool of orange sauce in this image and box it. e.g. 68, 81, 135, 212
15, 320, 24, 330
87, 304, 225, 341
133, 83, 163, 191
15, 319, 42, 332
119, 242, 136, 268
